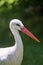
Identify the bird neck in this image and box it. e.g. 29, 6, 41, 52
15, 30, 22, 43
11, 29, 23, 46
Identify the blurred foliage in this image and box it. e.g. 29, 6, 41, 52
0, 0, 43, 65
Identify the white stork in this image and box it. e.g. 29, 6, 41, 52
0, 19, 40, 65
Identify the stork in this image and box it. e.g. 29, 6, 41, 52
0, 19, 40, 65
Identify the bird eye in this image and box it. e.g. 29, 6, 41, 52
16, 24, 21, 27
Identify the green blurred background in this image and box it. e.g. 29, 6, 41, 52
0, 0, 43, 65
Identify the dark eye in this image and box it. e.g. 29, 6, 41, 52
16, 24, 21, 27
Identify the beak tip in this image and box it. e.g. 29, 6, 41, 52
37, 40, 40, 43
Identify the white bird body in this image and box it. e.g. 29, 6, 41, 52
0, 44, 23, 65
0, 19, 40, 65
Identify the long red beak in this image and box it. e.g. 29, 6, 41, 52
21, 27, 40, 43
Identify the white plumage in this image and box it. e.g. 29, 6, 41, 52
0, 19, 23, 65
0, 19, 40, 65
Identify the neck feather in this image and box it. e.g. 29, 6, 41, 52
11, 28, 23, 45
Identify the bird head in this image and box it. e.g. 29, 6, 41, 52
10, 19, 24, 31
10, 19, 40, 43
